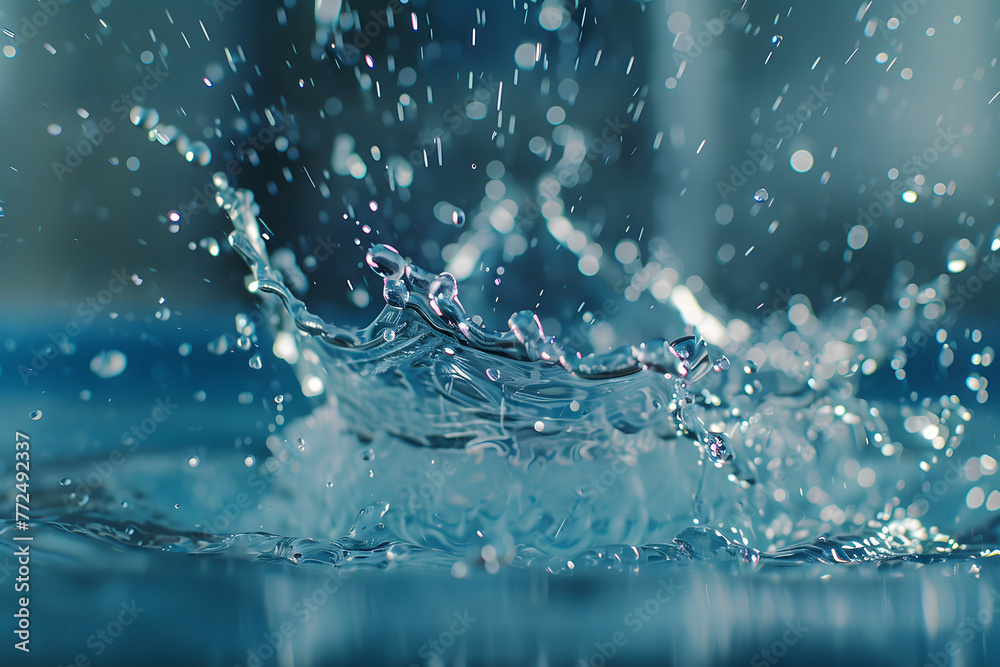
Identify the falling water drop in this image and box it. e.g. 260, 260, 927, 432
29, 410, 42, 420
249, 354, 263, 369
771, 35, 782, 46
60, 477, 71, 486
753, 188, 769, 202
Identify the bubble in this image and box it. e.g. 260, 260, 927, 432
790, 150, 813, 173
433, 201, 466, 227
753, 188, 769, 202
383, 329, 396, 342
90, 350, 128, 379
514, 43, 537, 70
847, 225, 869, 250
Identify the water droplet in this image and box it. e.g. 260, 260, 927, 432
366, 243, 405, 280
704, 432, 733, 464
382, 328, 396, 342
753, 188, 769, 202
771, 35, 782, 46
429, 273, 459, 304
486, 368, 500, 381
60, 477, 71, 486
744, 360, 759, 374
274, 395, 284, 404
249, 354, 263, 369
946, 238, 976, 273
713, 356, 731, 372
361, 448, 373, 461
90, 349, 128, 378
451, 208, 466, 226
237, 335, 252, 351
29, 410, 42, 420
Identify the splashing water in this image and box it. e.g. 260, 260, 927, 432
190, 171, 993, 573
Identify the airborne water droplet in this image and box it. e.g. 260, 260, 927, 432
249, 353, 263, 369
771, 35, 782, 46
90, 349, 128, 379
29, 410, 42, 420
366, 243, 406, 280
486, 368, 500, 381
744, 360, 759, 374
753, 188, 769, 202
60, 477, 71, 486
713, 356, 731, 372
704, 432, 733, 465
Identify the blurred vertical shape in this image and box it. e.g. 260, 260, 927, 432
650, 1, 733, 288
314, 0, 343, 42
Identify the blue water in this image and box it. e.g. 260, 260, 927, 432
2, 1, 1000, 665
